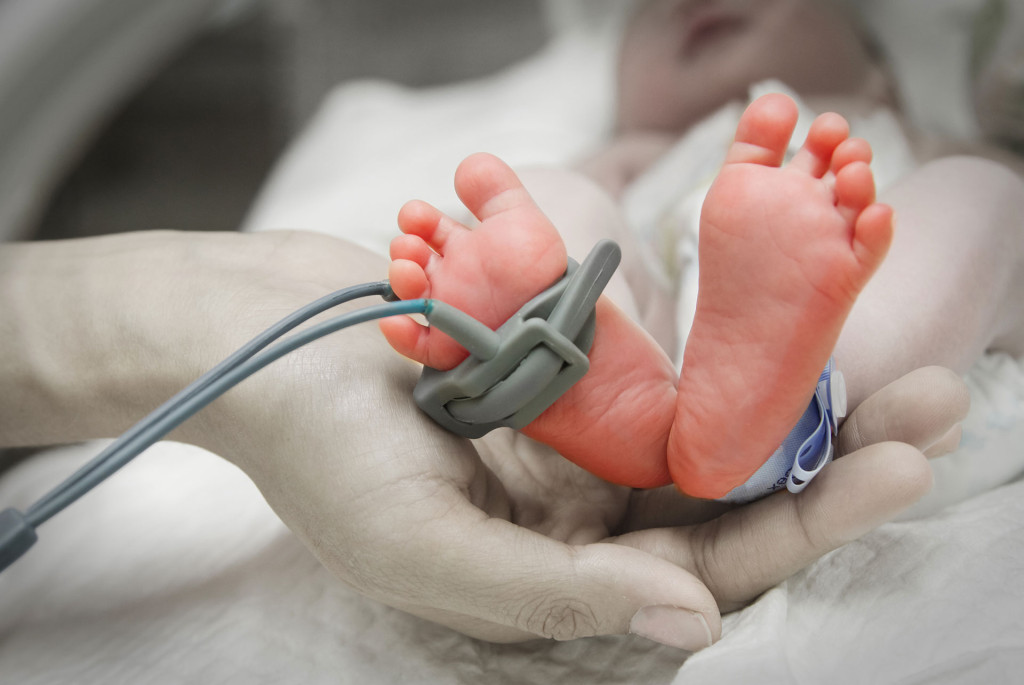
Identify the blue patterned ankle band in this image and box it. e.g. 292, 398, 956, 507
718, 357, 846, 504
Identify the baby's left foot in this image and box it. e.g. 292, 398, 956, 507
382, 153, 679, 488
669, 94, 894, 499
380, 153, 569, 371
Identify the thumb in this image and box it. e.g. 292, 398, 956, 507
376, 496, 720, 651
612, 440, 933, 614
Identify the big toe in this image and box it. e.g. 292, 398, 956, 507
724, 93, 800, 167
454, 152, 537, 223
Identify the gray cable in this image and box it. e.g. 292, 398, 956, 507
28, 280, 394, 516
1, 286, 421, 573
23, 297, 428, 528
2, 241, 623, 575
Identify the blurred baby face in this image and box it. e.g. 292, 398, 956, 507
616, 0, 878, 133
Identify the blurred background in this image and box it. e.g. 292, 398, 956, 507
1, 0, 549, 242
3, 0, 1020, 245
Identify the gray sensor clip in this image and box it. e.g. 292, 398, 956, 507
416, 240, 621, 438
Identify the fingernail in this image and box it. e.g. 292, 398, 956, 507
923, 422, 963, 458
629, 606, 713, 651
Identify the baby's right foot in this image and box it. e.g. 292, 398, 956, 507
668, 94, 894, 499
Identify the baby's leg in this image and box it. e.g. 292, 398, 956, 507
517, 166, 680, 356
835, 155, 1024, 408
668, 94, 894, 499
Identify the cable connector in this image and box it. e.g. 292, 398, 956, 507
415, 240, 621, 438
0, 508, 37, 573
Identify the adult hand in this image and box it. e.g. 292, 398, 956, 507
615, 366, 969, 617
0, 230, 969, 652
183, 232, 969, 651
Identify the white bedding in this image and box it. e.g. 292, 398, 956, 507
3, 2, 1024, 682
3, 410, 1021, 683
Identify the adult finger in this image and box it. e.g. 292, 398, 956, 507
614, 440, 932, 612
837, 366, 970, 456
621, 366, 970, 534
923, 423, 964, 459
337, 484, 722, 652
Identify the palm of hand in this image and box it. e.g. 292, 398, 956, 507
240, 304, 957, 645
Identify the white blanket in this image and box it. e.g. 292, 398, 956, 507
4, 3, 1024, 682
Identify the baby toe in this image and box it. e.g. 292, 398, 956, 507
388, 258, 430, 300
379, 315, 430, 363
397, 199, 463, 253
389, 234, 434, 268
834, 161, 877, 224
851, 202, 894, 275
789, 112, 850, 178
831, 137, 873, 174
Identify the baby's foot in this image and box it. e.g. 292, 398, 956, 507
668, 93, 894, 499
381, 153, 569, 371
384, 153, 680, 488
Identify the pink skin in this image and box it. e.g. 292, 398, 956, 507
379, 160, 569, 371
382, 93, 892, 496
669, 93, 892, 498
381, 156, 679, 488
